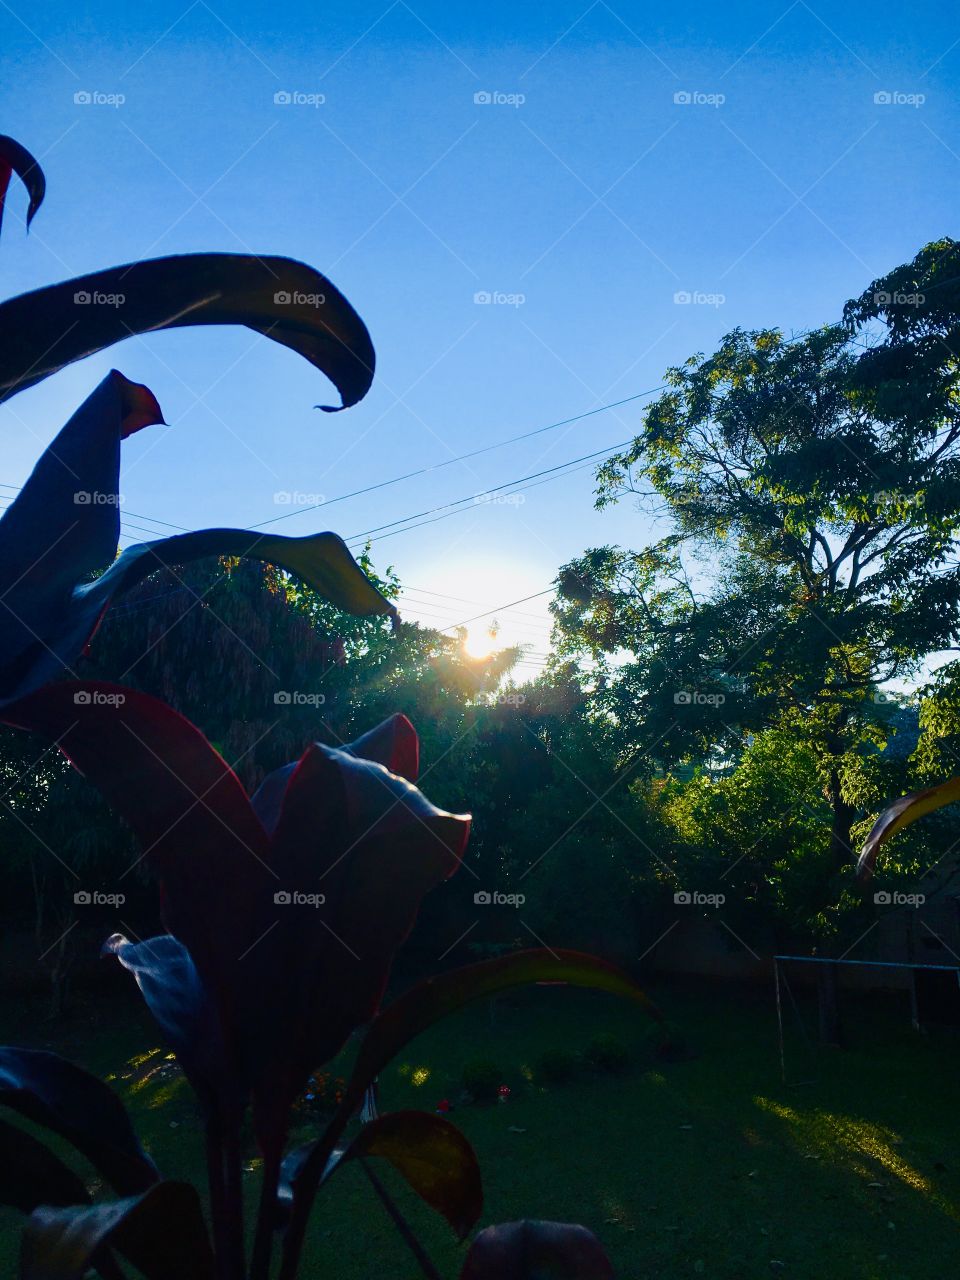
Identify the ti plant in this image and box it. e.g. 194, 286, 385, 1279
0, 137, 660, 1278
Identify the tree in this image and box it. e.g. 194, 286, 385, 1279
554, 240, 960, 925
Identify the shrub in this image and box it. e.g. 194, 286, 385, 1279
585, 1032, 630, 1072
462, 1058, 503, 1103
534, 1048, 580, 1085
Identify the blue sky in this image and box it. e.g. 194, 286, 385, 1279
1, 1, 957, 666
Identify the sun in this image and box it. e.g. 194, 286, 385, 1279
462, 624, 499, 660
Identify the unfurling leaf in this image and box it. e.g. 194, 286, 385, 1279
0, 136, 45, 238
20, 1181, 213, 1280
0, 1047, 158, 1195
0, 253, 374, 410
460, 1220, 615, 1279
858, 776, 960, 881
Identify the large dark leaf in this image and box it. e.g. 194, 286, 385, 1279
460, 1221, 615, 1280
251, 741, 469, 1151
0, 136, 45, 238
0, 1048, 157, 1195
0, 683, 274, 1012
280, 1110, 482, 1240
249, 713, 417, 835
20, 1180, 214, 1280
858, 776, 960, 881
281, 951, 660, 1275
101, 934, 232, 1115
0, 253, 374, 410
0, 372, 394, 707
0, 1118, 90, 1214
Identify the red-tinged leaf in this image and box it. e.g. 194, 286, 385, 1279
20, 1181, 214, 1280
0, 136, 45, 238
0, 371, 164, 705
460, 1221, 615, 1280
858, 776, 960, 881
251, 742, 469, 1149
0, 253, 374, 410
281, 951, 659, 1275
0, 1048, 157, 1195
250, 714, 416, 835
0, 1118, 90, 1214
281, 1110, 482, 1240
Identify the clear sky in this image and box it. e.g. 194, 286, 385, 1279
1, 1, 957, 668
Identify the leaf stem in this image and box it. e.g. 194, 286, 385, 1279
360, 1159, 442, 1280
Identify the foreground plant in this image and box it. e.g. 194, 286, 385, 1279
0, 683, 658, 1278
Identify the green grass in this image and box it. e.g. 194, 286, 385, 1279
1, 976, 958, 1279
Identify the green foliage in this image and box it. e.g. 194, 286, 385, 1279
461, 1059, 503, 1104
584, 1033, 630, 1072
533, 1047, 579, 1085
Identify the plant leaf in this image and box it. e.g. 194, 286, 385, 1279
0, 136, 45, 237
20, 1181, 214, 1280
460, 1221, 615, 1279
101, 934, 232, 1115
0, 1117, 90, 1214
858, 776, 960, 881
250, 741, 470, 1150
281, 1110, 482, 1240
0, 1047, 158, 1195
0, 253, 374, 410
0, 372, 393, 707
282, 950, 661, 1270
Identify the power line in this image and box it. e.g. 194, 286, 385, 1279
249, 386, 664, 530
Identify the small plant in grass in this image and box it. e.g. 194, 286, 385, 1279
462, 1058, 503, 1104
534, 1048, 580, 1085
585, 1033, 630, 1073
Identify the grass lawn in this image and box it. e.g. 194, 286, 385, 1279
0, 974, 957, 1279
